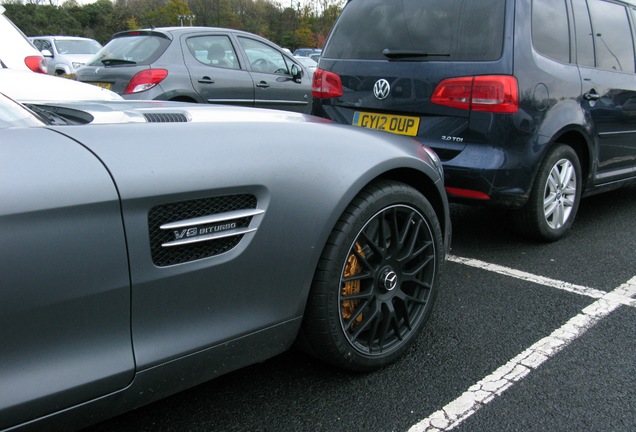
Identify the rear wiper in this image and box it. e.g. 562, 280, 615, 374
101, 58, 137, 66
382, 49, 450, 59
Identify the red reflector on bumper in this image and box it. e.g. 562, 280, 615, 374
445, 187, 491, 200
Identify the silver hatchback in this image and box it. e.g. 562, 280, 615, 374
76, 27, 312, 114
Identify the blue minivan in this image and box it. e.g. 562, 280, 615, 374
312, 0, 636, 241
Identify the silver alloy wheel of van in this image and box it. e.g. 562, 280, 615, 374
514, 144, 582, 242
543, 158, 577, 230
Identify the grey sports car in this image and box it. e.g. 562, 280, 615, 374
0, 91, 451, 431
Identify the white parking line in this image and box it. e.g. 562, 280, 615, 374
408, 257, 636, 432
448, 255, 608, 299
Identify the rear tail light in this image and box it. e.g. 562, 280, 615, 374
24, 55, 47, 74
124, 69, 168, 94
431, 75, 518, 113
312, 68, 343, 99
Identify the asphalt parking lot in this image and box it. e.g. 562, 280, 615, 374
85, 184, 636, 432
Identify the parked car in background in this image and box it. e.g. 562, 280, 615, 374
312, 0, 636, 242
0, 5, 46, 73
76, 27, 312, 113
0, 81, 450, 431
294, 55, 317, 77
293, 47, 321, 58
30, 35, 102, 77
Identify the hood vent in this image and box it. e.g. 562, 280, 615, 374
144, 113, 189, 123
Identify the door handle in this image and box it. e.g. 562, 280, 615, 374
256, 82, 270, 89
198, 76, 214, 84
584, 92, 600, 101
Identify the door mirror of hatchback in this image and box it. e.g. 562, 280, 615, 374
41, 49, 53, 58
291, 64, 302, 83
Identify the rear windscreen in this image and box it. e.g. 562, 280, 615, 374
323, 0, 505, 61
87, 34, 170, 66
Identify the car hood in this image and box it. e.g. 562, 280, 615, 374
0, 68, 122, 102
54, 53, 95, 63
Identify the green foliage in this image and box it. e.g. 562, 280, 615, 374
1, 0, 343, 48
294, 26, 313, 48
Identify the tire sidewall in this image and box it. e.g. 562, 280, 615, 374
529, 144, 582, 241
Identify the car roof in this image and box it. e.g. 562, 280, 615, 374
114, 26, 269, 40
29, 35, 97, 41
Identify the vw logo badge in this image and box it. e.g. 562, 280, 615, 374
373, 79, 391, 100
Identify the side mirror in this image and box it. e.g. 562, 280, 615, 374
291, 64, 302, 83
41, 49, 53, 58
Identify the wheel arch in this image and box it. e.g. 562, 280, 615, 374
54, 64, 71, 75
377, 167, 450, 240
169, 95, 199, 103
548, 127, 592, 189
157, 88, 205, 103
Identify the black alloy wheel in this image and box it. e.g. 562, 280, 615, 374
299, 180, 442, 371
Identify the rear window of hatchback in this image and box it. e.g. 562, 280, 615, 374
87, 33, 171, 66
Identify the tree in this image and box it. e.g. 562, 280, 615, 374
294, 26, 313, 48
0, 0, 343, 48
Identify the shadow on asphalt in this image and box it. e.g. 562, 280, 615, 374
448, 183, 636, 252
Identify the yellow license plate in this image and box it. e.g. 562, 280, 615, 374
352, 112, 420, 136
89, 82, 112, 90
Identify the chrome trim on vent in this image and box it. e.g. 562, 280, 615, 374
161, 227, 257, 248
160, 208, 264, 230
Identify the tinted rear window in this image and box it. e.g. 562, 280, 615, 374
323, 0, 505, 61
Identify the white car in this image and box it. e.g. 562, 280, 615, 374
0, 68, 122, 102
0, 5, 46, 73
30, 35, 102, 76
294, 55, 317, 78
295, 55, 317, 70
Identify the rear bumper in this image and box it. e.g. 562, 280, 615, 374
439, 140, 538, 209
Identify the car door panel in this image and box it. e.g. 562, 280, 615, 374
250, 71, 311, 113
583, 70, 636, 182
0, 128, 133, 430
182, 34, 255, 106
237, 36, 311, 113
578, 0, 636, 182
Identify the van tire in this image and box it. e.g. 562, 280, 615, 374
514, 144, 582, 242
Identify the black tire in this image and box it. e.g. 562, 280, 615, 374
514, 144, 582, 242
299, 180, 443, 371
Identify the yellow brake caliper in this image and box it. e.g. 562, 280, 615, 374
341, 242, 364, 329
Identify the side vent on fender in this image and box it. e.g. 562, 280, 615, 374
143, 113, 189, 123
148, 194, 261, 266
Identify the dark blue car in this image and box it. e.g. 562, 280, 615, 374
312, 0, 636, 241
